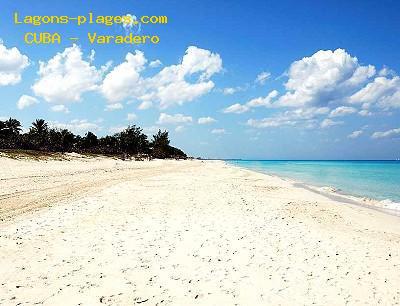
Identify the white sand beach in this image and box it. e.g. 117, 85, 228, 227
1, 156, 400, 305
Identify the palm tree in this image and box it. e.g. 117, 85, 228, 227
29, 119, 49, 149
30, 119, 48, 135
0, 120, 7, 135
5, 118, 22, 135
0, 116, 187, 159
0, 118, 22, 148
0, 120, 7, 148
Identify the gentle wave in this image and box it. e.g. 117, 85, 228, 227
227, 160, 400, 205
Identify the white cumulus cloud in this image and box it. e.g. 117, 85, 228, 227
220, 85, 248, 95
223, 103, 249, 114
255, 71, 271, 85
211, 128, 226, 134
358, 109, 372, 117
244, 49, 400, 131
157, 113, 193, 125
349, 76, 400, 109
278, 49, 375, 108
16, 95, 38, 110
149, 59, 162, 68
175, 125, 185, 132
198, 116, 216, 124
348, 130, 363, 139
138, 101, 153, 110
371, 128, 400, 139
320, 118, 343, 129
155, 80, 214, 109
0, 41, 29, 86
100, 46, 222, 109
223, 90, 279, 114
51, 104, 70, 113
49, 119, 101, 135
32, 44, 103, 103
247, 107, 329, 128
246, 90, 279, 108
104, 103, 124, 111
329, 106, 357, 117
222, 87, 238, 95
126, 113, 137, 121
101, 50, 147, 103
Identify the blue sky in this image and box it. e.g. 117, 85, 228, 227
0, 0, 400, 159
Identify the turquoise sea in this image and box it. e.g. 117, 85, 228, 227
227, 160, 400, 204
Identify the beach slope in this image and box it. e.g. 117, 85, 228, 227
1, 157, 399, 305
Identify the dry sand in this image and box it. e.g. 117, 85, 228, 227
0, 156, 400, 305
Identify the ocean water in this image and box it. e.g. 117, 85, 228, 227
227, 160, 400, 203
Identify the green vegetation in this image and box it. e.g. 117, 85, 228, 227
0, 118, 187, 159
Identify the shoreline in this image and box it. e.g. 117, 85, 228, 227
226, 161, 400, 216
1, 155, 399, 221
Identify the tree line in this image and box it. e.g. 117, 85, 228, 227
0, 118, 187, 159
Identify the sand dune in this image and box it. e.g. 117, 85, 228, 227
1, 157, 399, 305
